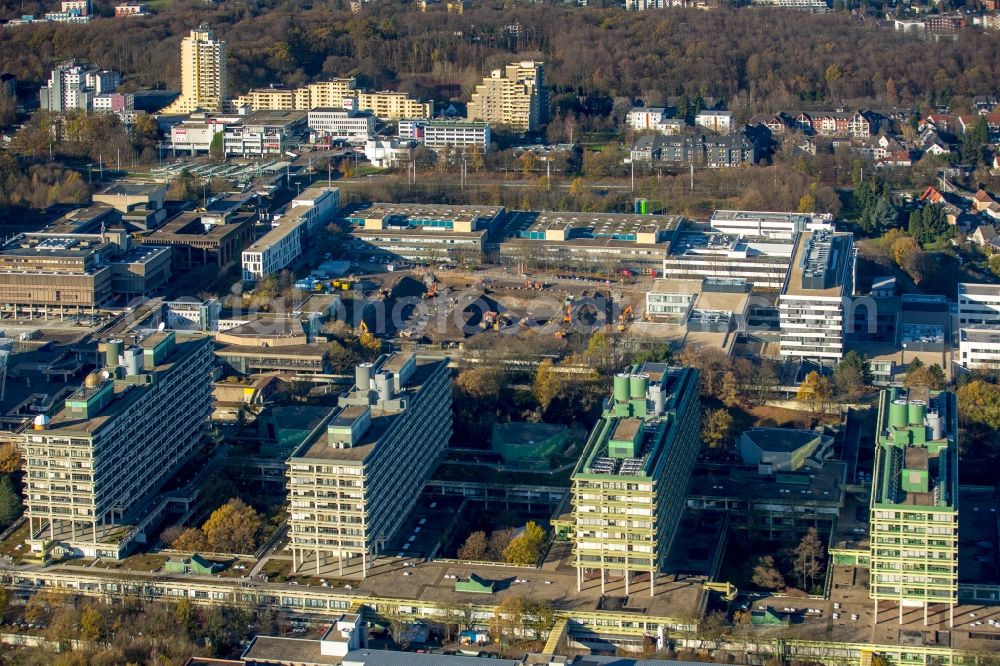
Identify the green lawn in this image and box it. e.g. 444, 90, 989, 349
0, 521, 30, 562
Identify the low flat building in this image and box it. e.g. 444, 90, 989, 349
215, 341, 330, 376
308, 108, 375, 141
223, 110, 307, 157
779, 230, 855, 361
709, 209, 833, 240
738, 427, 834, 473
92, 182, 168, 227
287, 354, 452, 576
137, 211, 253, 269
241, 215, 307, 282
0, 231, 171, 315
500, 211, 681, 273
241, 614, 365, 665
114, 2, 148, 16
687, 460, 845, 543
344, 203, 505, 264
645, 277, 750, 333
752, 0, 830, 11
364, 139, 416, 168
399, 119, 491, 151
168, 118, 227, 155
661, 227, 795, 289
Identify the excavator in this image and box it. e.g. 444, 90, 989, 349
617, 305, 634, 332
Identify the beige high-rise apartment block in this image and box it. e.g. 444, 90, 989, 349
163, 24, 227, 114
468, 60, 546, 132
232, 79, 358, 112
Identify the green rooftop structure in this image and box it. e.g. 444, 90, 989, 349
454, 573, 495, 594
869, 386, 959, 627
491, 422, 570, 469
164, 554, 222, 575
570, 365, 700, 597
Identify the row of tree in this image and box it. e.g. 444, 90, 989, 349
456, 521, 547, 566
797, 354, 946, 411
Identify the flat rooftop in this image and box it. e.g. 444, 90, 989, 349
291, 357, 446, 464
343, 544, 705, 621
246, 217, 305, 252
711, 209, 822, 224
826, 562, 1000, 652
957, 282, 1000, 297
688, 461, 846, 504
239, 109, 308, 126
351, 203, 503, 221
241, 635, 336, 665
782, 230, 853, 298
45, 335, 208, 436
742, 427, 828, 454
575, 365, 696, 479
146, 212, 253, 241
98, 183, 166, 197
511, 211, 681, 241
960, 326, 1000, 343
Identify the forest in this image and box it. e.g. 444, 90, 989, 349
2, 1, 1000, 123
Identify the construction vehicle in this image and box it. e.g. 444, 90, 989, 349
701, 581, 738, 602
617, 305, 634, 332
563, 295, 574, 324
423, 283, 439, 299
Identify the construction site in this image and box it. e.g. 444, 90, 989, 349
343, 267, 650, 347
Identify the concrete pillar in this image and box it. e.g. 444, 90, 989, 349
624, 571, 629, 596
650, 567, 655, 597
899, 601, 903, 625
950, 603, 955, 628
924, 603, 928, 626
292, 547, 297, 572
316, 547, 320, 575
600, 569, 605, 594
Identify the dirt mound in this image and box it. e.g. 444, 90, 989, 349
386, 275, 427, 299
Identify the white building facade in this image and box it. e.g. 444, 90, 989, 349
307, 108, 375, 141
957, 283, 1000, 327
